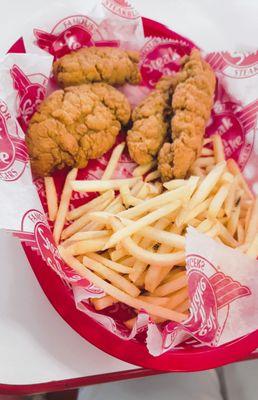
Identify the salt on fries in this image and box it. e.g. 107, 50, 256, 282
53, 137, 257, 326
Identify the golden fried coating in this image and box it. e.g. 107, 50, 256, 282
126, 76, 176, 165
53, 46, 141, 88
158, 49, 216, 180
26, 83, 131, 177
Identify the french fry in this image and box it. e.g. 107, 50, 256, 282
227, 203, 241, 236
131, 180, 144, 196
145, 266, 171, 293
203, 137, 213, 145
175, 299, 190, 313
91, 295, 118, 310
118, 185, 186, 219
138, 296, 170, 306
145, 170, 161, 182
145, 226, 185, 292
122, 236, 185, 267
88, 212, 184, 249
154, 181, 163, 194
198, 211, 208, 220
129, 259, 148, 283
193, 157, 215, 168
105, 201, 181, 249
53, 168, 78, 244
221, 172, 234, 184
67, 190, 114, 220
176, 197, 211, 227
188, 161, 226, 209
128, 217, 170, 282
224, 177, 238, 217
163, 179, 187, 190
246, 234, 258, 258
188, 218, 202, 228
121, 256, 136, 267
137, 226, 185, 249
82, 221, 106, 232
201, 147, 214, 156
88, 253, 132, 274
217, 208, 225, 219
213, 134, 225, 163
133, 160, 157, 177
185, 176, 201, 201
59, 248, 186, 322
245, 197, 258, 244
149, 315, 167, 323
67, 238, 108, 255
64, 230, 111, 243
44, 176, 58, 221
237, 222, 245, 244
190, 166, 205, 177
71, 177, 140, 193
128, 217, 170, 283
205, 222, 220, 238
136, 182, 150, 199
244, 205, 252, 234
208, 184, 230, 218
105, 199, 125, 214
120, 185, 142, 208
166, 287, 189, 309
134, 270, 147, 288
61, 196, 113, 240
196, 219, 213, 233
145, 265, 182, 293
109, 216, 185, 267
128, 218, 170, 283
124, 317, 136, 329
110, 248, 129, 261
145, 182, 162, 195
227, 159, 254, 200
217, 221, 239, 247
153, 272, 187, 296
101, 142, 125, 180
120, 184, 132, 208
83, 255, 140, 297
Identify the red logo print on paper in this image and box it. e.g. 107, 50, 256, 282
10, 65, 46, 131
18, 209, 83, 284
140, 39, 193, 88
206, 51, 257, 78
0, 100, 28, 181
206, 87, 258, 170
102, 0, 139, 19
34, 16, 118, 59
184, 255, 251, 345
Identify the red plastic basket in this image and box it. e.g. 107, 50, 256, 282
9, 16, 258, 372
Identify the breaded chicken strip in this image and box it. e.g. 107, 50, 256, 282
158, 49, 216, 180
127, 76, 176, 165
53, 46, 141, 88
26, 83, 130, 177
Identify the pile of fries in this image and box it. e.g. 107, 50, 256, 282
44, 136, 258, 327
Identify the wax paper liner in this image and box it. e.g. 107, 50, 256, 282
0, 0, 257, 357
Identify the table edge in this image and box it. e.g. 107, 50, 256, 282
0, 368, 165, 395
